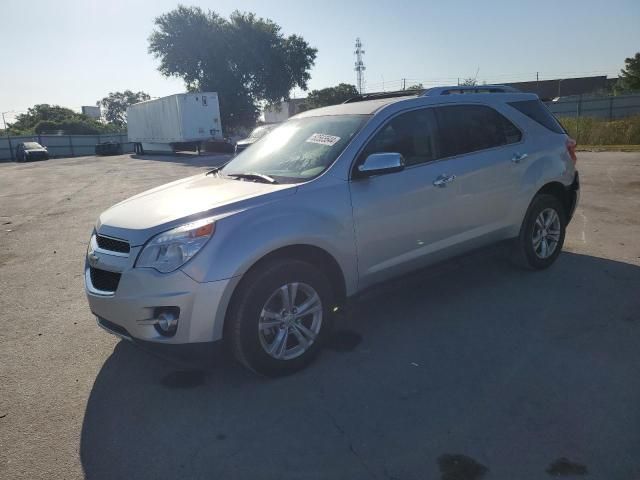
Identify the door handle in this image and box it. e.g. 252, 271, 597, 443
511, 152, 528, 163
433, 174, 456, 187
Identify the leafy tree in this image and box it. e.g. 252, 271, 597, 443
149, 6, 317, 128
98, 90, 150, 127
460, 78, 478, 86
300, 83, 359, 110
406, 83, 424, 91
7, 104, 117, 135
616, 52, 640, 93
9, 105, 78, 132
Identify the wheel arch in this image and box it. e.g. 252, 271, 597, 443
222, 243, 348, 338
534, 181, 574, 218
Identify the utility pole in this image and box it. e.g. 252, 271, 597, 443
402, 78, 406, 90
536, 72, 539, 96
2, 111, 13, 161
354, 38, 366, 94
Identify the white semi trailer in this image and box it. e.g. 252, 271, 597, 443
127, 93, 223, 154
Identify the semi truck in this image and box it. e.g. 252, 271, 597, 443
127, 93, 223, 154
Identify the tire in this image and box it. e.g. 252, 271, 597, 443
512, 193, 566, 270
227, 259, 334, 377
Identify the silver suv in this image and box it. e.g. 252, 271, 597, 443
85, 86, 579, 376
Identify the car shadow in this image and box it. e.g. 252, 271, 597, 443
129, 152, 232, 167
80, 250, 640, 480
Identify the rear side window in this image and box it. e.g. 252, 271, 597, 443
434, 105, 522, 158
508, 100, 565, 134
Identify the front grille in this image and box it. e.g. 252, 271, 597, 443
90, 267, 121, 292
96, 234, 130, 254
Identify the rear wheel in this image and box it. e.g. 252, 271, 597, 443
512, 193, 566, 270
227, 259, 334, 376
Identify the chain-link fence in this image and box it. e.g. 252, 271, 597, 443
545, 93, 640, 121
545, 94, 640, 145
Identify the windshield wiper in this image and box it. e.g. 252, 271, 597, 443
226, 172, 278, 184
205, 161, 231, 176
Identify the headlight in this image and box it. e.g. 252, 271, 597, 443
136, 217, 215, 273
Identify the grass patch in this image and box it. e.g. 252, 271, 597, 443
559, 115, 640, 145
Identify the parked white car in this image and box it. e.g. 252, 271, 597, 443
86, 85, 579, 376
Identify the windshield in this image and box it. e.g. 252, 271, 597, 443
247, 124, 276, 140
222, 115, 369, 183
24, 142, 43, 149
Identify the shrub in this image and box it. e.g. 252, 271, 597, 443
559, 115, 640, 145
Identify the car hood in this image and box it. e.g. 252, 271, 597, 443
236, 138, 254, 146
97, 173, 296, 245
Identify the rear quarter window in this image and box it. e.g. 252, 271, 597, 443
508, 100, 565, 134
434, 104, 522, 158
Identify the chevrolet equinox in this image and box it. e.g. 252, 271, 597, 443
85, 85, 579, 376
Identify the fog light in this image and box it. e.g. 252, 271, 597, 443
154, 307, 180, 337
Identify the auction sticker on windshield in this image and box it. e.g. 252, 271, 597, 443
306, 133, 341, 146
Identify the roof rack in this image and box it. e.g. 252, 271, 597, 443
342, 85, 521, 104
421, 85, 520, 96
342, 90, 420, 104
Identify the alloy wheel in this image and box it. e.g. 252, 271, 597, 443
532, 207, 561, 259
258, 282, 323, 360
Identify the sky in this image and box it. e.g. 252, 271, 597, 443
1, 0, 639, 123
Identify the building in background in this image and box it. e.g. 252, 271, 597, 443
263, 99, 307, 123
503, 76, 616, 101
81, 106, 101, 120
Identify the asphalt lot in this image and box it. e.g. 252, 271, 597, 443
1, 151, 639, 480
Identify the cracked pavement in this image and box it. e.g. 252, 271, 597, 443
1, 152, 639, 479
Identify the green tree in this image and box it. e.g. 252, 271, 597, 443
616, 52, 640, 93
460, 78, 478, 86
301, 83, 359, 110
149, 6, 317, 128
7, 104, 116, 135
98, 90, 150, 127
9, 105, 77, 132
406, 83, 424, 91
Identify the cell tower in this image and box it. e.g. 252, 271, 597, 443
354, 38, 366, 94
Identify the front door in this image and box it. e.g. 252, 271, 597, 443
349, 107, 467, 288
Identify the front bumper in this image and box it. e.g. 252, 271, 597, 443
86, 266, 235, 344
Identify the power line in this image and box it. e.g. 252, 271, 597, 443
365, 68, 620, 91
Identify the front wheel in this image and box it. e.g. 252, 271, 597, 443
226, 259, 334, 376
512, 193, 567, 270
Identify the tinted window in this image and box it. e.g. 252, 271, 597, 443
508, 100, 565, 134
360, 108, 438, 167
434, 105, 522, 158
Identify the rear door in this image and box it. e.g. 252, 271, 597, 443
432, 104, 524, 240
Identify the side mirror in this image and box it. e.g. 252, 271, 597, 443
357, 152, 405, 177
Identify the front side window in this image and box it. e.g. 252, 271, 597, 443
359, 108, 438, 167
222, 115, 369, 183
434, 105, 522, 158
